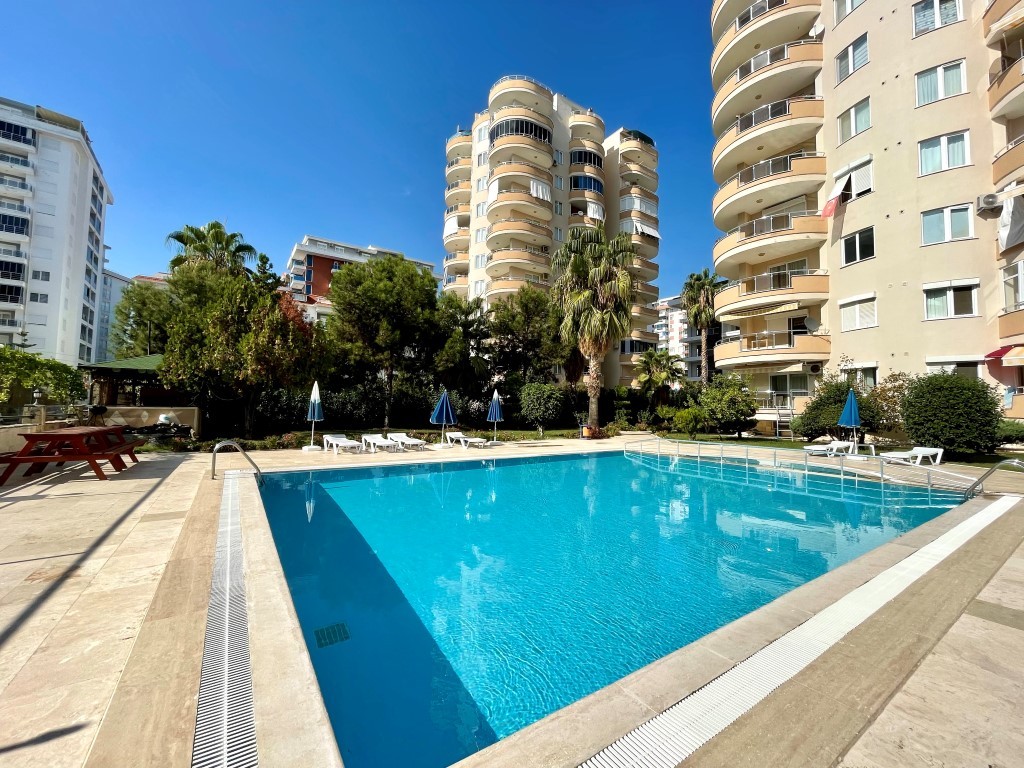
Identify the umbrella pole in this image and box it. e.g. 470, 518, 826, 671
310, 420, 315, 448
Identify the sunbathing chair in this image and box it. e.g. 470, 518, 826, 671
361, 434, 399, 453
880, 447, 943, 465
803, 440, 855, 457
389, 432, 426, 451
446, 431, 487, 449
323, 434, 361, 454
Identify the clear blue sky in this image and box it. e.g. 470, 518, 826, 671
11, 0, 718, 295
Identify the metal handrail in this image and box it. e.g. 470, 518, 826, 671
211, 440, 263, 486
491, 74, 552, 93
729, 39, 820, 83
717, 268, 829, 295
715, 210, 822, 245
995, 133, 1024, 161
715, 0, 788, 44
963, 458, 1024, 498
718, 150, 824, 190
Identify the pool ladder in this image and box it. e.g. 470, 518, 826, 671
211, 440, 264, 486
963, 458, 1024, 499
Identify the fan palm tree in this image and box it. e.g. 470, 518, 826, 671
681, 268, 722, 385
551, 223, 636, 429
636, 349, 684, 403
166, 221, 257, 272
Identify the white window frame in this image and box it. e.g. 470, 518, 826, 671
842, 227, 875, 266
473, 228, 486, 243
838, 98, 871, 144
913, 0, 963, 36
476, 152, 488, 166
836, 34, 869, 84
554, 201, 563, 216
554, 149, 563, 165
838, 293, 878, 332
1003, 261, 1024, 313
918, 130, 969, 176
922, 280, 978, 320
554, 226, 564, 242
835, 0, 866, 23
921, 203, 973, 245
476, 177, 486, 192
476, 125, 487, 143
555, 175, 563, 191
915, 60, 966, 107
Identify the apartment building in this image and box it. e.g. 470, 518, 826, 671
283, 236, 434, 323
649, 294, 722, 381
0, 97, 112, 365
96, 268, 130, 361
709, 0, 1024, 429
443, 76, 661, 387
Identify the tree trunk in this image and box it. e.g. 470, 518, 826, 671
587, 355, 602, 428
700, 326, 709, 385
243, 392, 256, 439
383, 368, 394, 431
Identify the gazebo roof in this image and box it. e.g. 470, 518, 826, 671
82, 354, 163, 373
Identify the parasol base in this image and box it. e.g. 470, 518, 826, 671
302, 445, 323, 452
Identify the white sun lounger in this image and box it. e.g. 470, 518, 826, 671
803, 440, 855, 457
447, 431, 487, 449
389, 432, 427, 451
361, 434, 399, 453
323, 434, 361, 454
880, 447, 944, 465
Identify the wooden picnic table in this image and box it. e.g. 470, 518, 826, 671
0, 425, 146, 486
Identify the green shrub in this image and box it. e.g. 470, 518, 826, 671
793, 378, 879, 440
901, 373, 1001, 455
519, 383, 565, 437
674, 407, 710, 440
698, 374, 757, 437
997, 418, 1024, 445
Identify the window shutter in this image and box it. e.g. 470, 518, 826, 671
841, 303, 857, 331
913, 0, 935, 34
852, 36, 868, 70
859, 299, 877, 327
852, 162, 873, 196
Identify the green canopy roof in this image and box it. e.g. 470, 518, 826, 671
82, 354, 163, 372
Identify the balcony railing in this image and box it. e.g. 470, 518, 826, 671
718, 151, 823, 191
730, 96, 823, 135
716, 329, 820, 351
0, 317, 20, 327
755, 391, 810, 410
487, 245, 550, 261
0, 270, 25, 281
0, 178, 30, 191
443, 253, 467, 263
0, 246, 26, 260
0, 292, 24, 303
491, 74, 552, 92
730, 39, 819, 83
0, 152, 30, 168
486, 217, 551, 236
488, 160, 552, 179
990, 40, 1024, 86
0, 129, 34, 146
717, 0, 788, 44
0, 201, 29, 214
446, 158, 470, 169
996, 134, 1024, 161
718, 268, 827, 296
716, 210, 821, 244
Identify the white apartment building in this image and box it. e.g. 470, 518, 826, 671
96, 268, 130, 361
709, 0, 1024, 428
443, 76, 661, 387
0, 97, 112, 365
283, 236, 434, 323
649, 294, 723, 381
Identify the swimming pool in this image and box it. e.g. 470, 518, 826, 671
259, 451, 961, 768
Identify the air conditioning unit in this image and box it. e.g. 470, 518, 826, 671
977, 193, 1002, 211
805, 363, 823, 375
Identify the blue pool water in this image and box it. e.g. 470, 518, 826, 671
259, 452, 961, 767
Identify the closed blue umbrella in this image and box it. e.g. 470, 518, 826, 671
304, 381, 324, 452
430, 389, 457, 444
486, 389, 504, 444
838, 389, 861, 449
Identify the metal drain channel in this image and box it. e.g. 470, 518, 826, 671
580, 495, 1020, 768
191, 472, 259, 767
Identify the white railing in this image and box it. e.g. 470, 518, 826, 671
716, 0, 788, 44
730, 39, 819, 84
492, 74, 552, 93
717, 268, 828, 296
718, 150, 823, 191
715, 211, 821, 246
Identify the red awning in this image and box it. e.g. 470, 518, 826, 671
986, 345, 1018, 360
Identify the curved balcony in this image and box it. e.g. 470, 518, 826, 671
489, 161, 553, 186
713, 211, 827, 275
619, 209, 659, 228
619, 352, 643, 368
445, 156, 472, 183
620, 162, 659, 190
712, 40, 823, 135
712, 0, 822, 89
444, 180, 471, 207
489, 134, 554, 167
569, 137, 605, 156
486, 277, 549, 301
488, 76, 553, 114
443, 226, 470, 253
629, 329, 659, 345
631, 304, 659, 325
636, 282, 658, 305
627, 232, 660, 258
712, 152, 826, 229
568, 160, 605, 181
486, 191, 554, 223
568, 214, 602, 229
485, 217, 553, 250
712, 96, 824, 183
443, 252, 469, 274
567, 187, 605, 207
444, 203, 470, 218
990, 53, 1024, 120
569, 110, 605, 142
630, 255, 659, 281
714, 331, 830, 368
490, 105, 553, 131
985, 0, 1024, 41
619, 132, 658, 165
0, 177, 32, 200
442, 275, 468, 294
714, 270, 828, 320
484, 247, 549, 278
995, 135, 1024, 188
620, 183, 659, 205
446, 130, 472, 161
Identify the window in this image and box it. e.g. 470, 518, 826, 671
924, 283, 976, 319
554, 176, 563, 191
838, 98, 870, 143
472, 279, 485, 298
569, 175, 604, 194
916, 61, 966, 106
569, 149, 604, 169
836, 34, 869, 83
845, 366, 878, 389
473, 228, 487, 243
554, 201, 563, 215
476, 152, 488, 166
29, 292, 48, 304
305, 269, 313, 281
476, 177, 486, 192
835, 0, 866, 22
473, 254, 487, 269
554, 149, 563, 165
475, 202, 486, 217
554, 227, 564, 242
921, 204, 972, 244
841, 161, 873, 202
919, 131, 968, 175
488, 118, 552, 145
913, 0, 962, 35
927, 361, 978, 378
842, 227, 875, 265
1003, 262, 1024, 313
840, 296, 877, 331
476, 125, 486, 142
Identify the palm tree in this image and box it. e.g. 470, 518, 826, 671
681, 268, 722, 384
551, 223, 636, 429
166, 221, 257, 272
636, 349, 684, 403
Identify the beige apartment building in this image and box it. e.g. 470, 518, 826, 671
710, 0, 1024, 431
443, 76, 661, 387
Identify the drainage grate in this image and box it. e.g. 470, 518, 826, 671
579, 494, 1019, 768
314, 622, 351, 649
191, 473, 259, 768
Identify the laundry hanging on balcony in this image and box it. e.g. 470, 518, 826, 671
586, 201, 604, 220
530, 179, 551, 202
999, 182, 1024, 251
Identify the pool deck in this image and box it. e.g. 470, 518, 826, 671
0, 438, 1021, 767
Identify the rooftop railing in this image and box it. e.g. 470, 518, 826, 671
491, 75, 552, 93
